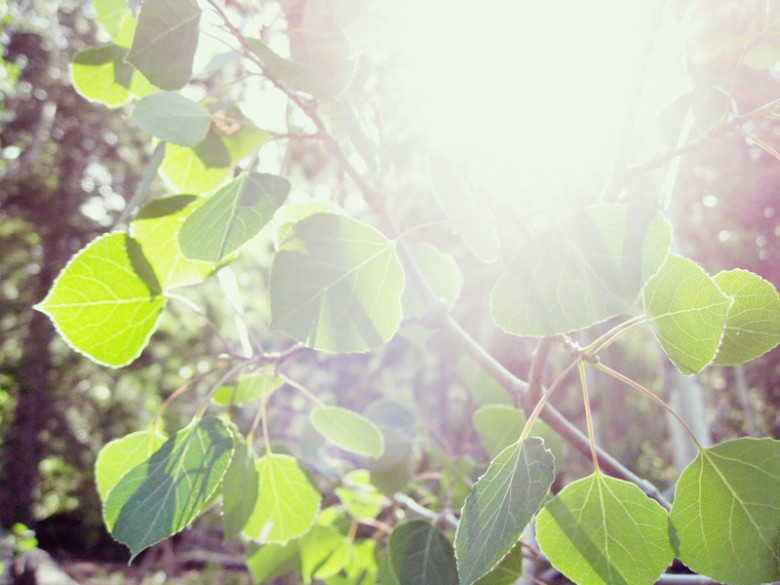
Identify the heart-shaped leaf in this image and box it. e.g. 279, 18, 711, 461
94, 428, 167, 502
270, 213, 405, 353
669, 438, 780, 585
537, 472, 674, 585
129, 92, 211, 146
310, 406, 385, 458
35, 233, 166, 367
644, 254, 732, 374
103, 417, 234, 560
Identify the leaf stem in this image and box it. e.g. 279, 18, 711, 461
277, 372, 325, 407
152, 367, 217, 431
582, 314, 646, 356
578, 362, 600, 473
593, 362, 703, 449
520, 357, 581, 441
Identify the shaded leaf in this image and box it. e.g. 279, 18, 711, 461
243, 454, 321, 544
222, 438, 258, 542
310, 406, 385, 458
537, 472, 673, 585
129, 92, 211, 146
94, 428, 167, 502
644, 254, 731, 374
179, 173, 290, 263
103, 417, 234, 560
127, 0, 202, 90
270, 213, 405, 353
363, 400, 416, 495
473, 405, 524, 458
712, 269, 780, 365
669, 438, 780, 585
34, 233, 166, 367
130, 195, 213, 290
473, 544, 524, 585
389, 520, 459, 585
246, 541, 300, 583
455, 438, 554, 585
492, 203, 671, 337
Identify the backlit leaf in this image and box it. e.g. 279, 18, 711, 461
179, 173, 290, 263
222, 438, 258, 541
212, 371, 282, 406
129, 92, 211, 146
127, 0, 202, 90
300, 524, 352, 583
403, 241, 462, 313
644, 254, 731, 374
34, 233, 166, 367
537, 472, 673, 585
103, 417, 234, 560
160, 124, 269, 194
472, 405, 524, 458
243, 454, 321, 544
71, 44, 155, 108
130, 195, 213, 290
492, 203, 671, 337
389, 520, 459, 585
310, 406, 385, 458
669, 438, 780, 585
428, 152, 499, 263
93, 0, 131, 38
712, 269, 780, 365
334, 470, 388, 520
455, 438, 554, 585
94, 428, 167, 502
270, 213, 405, 353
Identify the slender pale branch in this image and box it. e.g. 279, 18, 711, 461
578, 362, 600, 472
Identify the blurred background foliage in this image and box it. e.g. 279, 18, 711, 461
0, 0, 779, 582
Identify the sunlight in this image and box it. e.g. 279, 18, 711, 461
395, 0, 656, 208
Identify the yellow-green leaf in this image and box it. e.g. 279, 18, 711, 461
94, 428, 167, 502
35, 233, 166, 367
310, 406, 385, 458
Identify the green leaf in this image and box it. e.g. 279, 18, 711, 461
270, 213, 405, 353
129, 92, 211, 146
492, 203, 672, 337
300, 524, 352, 583
246, 541, 300, 583
473, 405, 525, 458
274, 200, 345, 245
389, 520, 459, 585
473, 545, 524, 585
247, 37, 352, 100
34, 233, 166, 367
179, 173, 290, 263
222, 438, 258, 542
212, 371, 282, 406
712, 269, 780, 365
126, 0, 202, 90
669, 438, 780, 585
427, 152, 500, 263
243, 454, 322, 544
536, 472, 674, 585
92, 0, 131, 38
71, 44, 155, 108
310, 406, 385, 458
403, 242, 462, 313
94, 428, 167, 502
159, 122, 268, 194
130, 195, 214, 290
455, 438, 555, 585
363, 400, 416, 495
327, 539, 378, 585
103, 417, 234, 560
644, 254, 732, 375
334, 470, 388, 520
